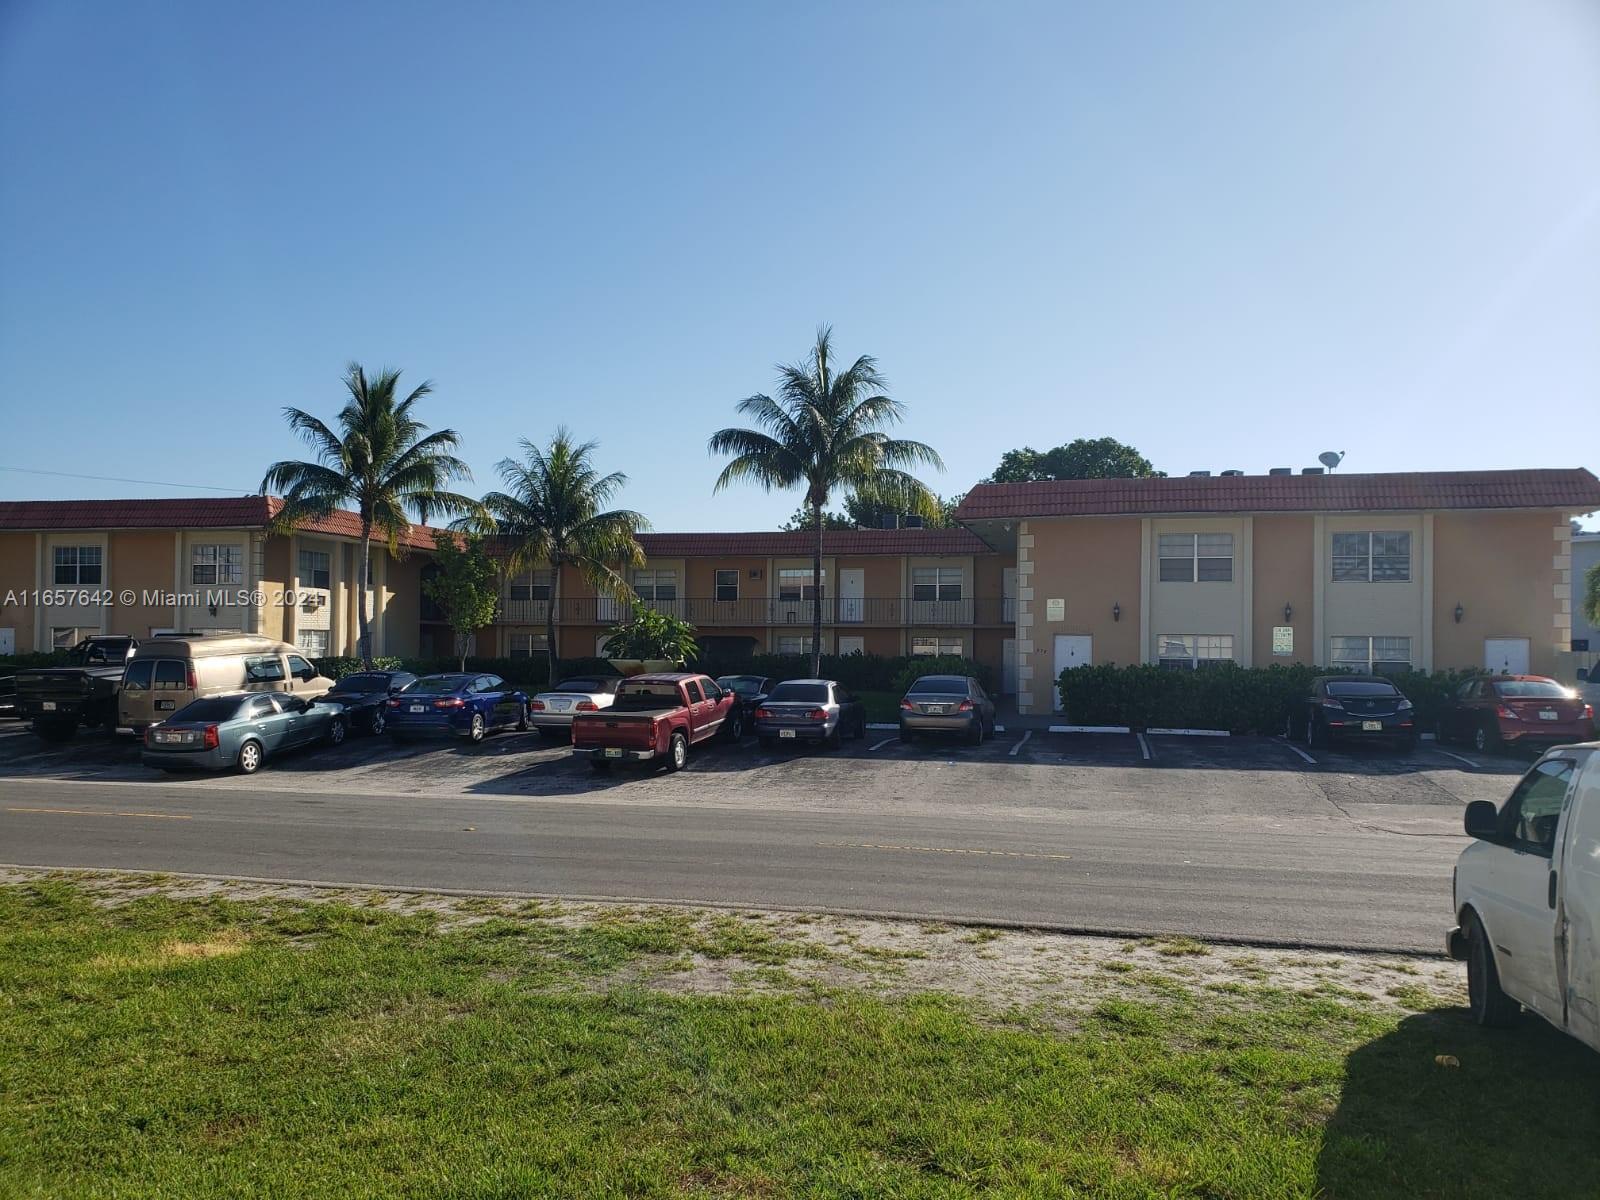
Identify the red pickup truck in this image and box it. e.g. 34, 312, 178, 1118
570, 673, 744, 771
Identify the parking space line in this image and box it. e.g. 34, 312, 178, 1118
867, 737, 895, 752
1277, 738, 1316, 766
1430, 748, 1477, 769
1008, 730, 1032, 757
1135, 732, 1152, 761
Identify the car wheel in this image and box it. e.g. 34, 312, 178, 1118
967, 719, 983, 746
825, 724, 842, 751
368, 709, 386, 736
467, 713, 486, 744
854, 715, 867, 740
1306, 716, 1322, 750
325, 718, 347, 747
516, 707, 529, 733
666, 731, 688, 772
725, 708, 743, 742
1465, 911, 1520, 1028
236, 739, 263, 775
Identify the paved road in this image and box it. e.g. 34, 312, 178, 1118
0, 776, 1461, 952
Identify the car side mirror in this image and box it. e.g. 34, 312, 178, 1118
1464, 800, 1500, 840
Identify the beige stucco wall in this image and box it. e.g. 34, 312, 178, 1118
1315, 514, 1427, 669
109, 531, 180, 637
0, 532, 37, 651
1433, 510, 1564, 676
1017, 517, 1142, 711
1146, 516, 1252, 664
1252, 515, 1315, 666
383, 552, 424, 657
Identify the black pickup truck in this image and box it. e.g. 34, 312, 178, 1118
16, 636, 138, 739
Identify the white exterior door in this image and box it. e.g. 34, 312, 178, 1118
1052, 635, 1093, 712
1002, 637, 1018, 694
1002, 567, 1017, 623
1485, 638, 1531, 675
837, 635, 864, 656
838, 569, 864, 623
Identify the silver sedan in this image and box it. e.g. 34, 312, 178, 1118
898, 674, 996, 744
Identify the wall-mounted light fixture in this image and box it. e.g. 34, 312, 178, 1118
1454, 603, 1465, 624
1283, 602, 1293, 623
1112, 602, 1121, 622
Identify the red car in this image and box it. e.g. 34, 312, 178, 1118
1440, 675, 1594, 754
569, 673, 742, 771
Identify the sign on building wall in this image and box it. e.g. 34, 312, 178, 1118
1046, 598, 1065, 622
1272, 626, 1294, 656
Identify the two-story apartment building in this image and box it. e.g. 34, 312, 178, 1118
954, 468, 1600, 713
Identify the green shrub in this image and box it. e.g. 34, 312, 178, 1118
1056, 662, 1487, 734
686, 651, 993, 695
892, 655, 995, 695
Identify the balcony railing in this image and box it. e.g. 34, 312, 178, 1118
497, 596, 1016, 627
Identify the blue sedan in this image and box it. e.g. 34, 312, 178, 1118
385, 673, 529, 744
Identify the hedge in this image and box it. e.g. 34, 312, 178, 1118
1056, 663, 1487, 735
687, 651, 995, 695
309, 656, 623, 690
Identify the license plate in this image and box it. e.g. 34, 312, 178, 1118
1362, 720, 1382, 732
410, 704, 425, 713
41, 702, 56, 711
1540, 710, 1559, 721
156, 699, 175, 711
550, 700, 569, 711
926, 705, 946, 714
605, 747, 623, 758
779, 728, 796, 738
155, 731, 188, 744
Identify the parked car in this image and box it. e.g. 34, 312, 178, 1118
384, 674, 529, 744
898, 675, 995, 745
1290, 675, 1415, 751
120, 634, 333, 736
1440, 675, 1593, 754
570, 673, 741, 771
324, 669, 418, 735
1449, 746, 1600, 1052
528, 675, 624, 741
753, 679, 866, 749
16, 635, 138, 739
0, 672, 18, 719
141, 691, 348, 774
716, 674, 776, 724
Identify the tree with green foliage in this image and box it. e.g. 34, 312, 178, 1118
422, 531, 501, 671
478, 429, 645, 685
1583, 561, 1600, 631
710, 326, 943, 676
602, 601, 700, 665
262, 364, 479, 667
781, 506, 853, 532
985, 437, 1164, 484
842, 477, 959, 529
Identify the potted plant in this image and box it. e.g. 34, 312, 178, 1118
602, 603, 700, 676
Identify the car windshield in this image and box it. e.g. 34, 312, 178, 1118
1327, 681, 1401, 698
403, 677, 467, 695
720, 678, 766, 695
171, 697, 247, 722
768, 682, 827, 702
552, 679, 604, 693
1495, 680, 1571, 699
908, 676, 966, 695
331, 674, 389, 693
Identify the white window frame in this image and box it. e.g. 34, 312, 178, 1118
1329, 635, 1412, 675
777, 568, 825, 602
509, 569, 553, 602
776, 635, 814, 655
51, 626, 92, 650
714, 569, 739, 603
298, 549, 331, 590
1331, 531, 1411, 583
295, 629, 330, 657
191, 543, 243, 587
1155, 634, 1235, 670
1157, 534, 1233, 584
911, 635, 965, 657
510, 633, 549, 659
911, 567, 963, 603
53, 545, 103, 586
632, 569, 678, 603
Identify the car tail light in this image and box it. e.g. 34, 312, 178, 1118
807, 708, 828, 721
575, 700, 598, 711
957, 699, 974, 712
529, 699, 545, 710
1586, 705, 1595, 721
1496, 706, 1519, 720
755, 707, 773, 720
144, 727, 155, 746
434, 697, 466, 709
900, 700, 917, 711
386, 697, 403, 708
203, 724, 219, 750
1319, 699, 1344, 710
187, 666, 198, 690
1397, 699, 1413, 711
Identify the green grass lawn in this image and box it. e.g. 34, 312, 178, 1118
3, 879, 1599, 1198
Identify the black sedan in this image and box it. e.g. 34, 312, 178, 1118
1290, 675, 1416, 752
716, 675, 776, 723
324, 669, 418, 735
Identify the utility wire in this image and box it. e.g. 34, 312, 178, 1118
0, 465, 252, 494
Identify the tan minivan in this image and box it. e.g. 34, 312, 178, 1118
119, 634, 334, 733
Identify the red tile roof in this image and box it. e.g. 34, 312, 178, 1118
954, 469, 1600, 521
635, 529, 991, 556
0, 496, 445, 550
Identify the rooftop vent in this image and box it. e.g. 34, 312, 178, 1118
879, 513, 900, 529
1188, 470, 1212, 477
1301, 467, 1325, 475
1268, 467, 1292, 476
1220, 469, 1244, 477
903, 515, 924, 529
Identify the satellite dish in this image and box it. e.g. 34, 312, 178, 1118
1318, 450, 1345, 471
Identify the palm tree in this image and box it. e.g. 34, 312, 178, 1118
262, 364, 479, 667
709, 326, 943, 676
479, 430, 646, 684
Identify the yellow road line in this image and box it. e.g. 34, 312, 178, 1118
5, 806, 192, 821
818, 841, 1071, 861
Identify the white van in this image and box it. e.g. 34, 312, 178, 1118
119, 634, 333, 734
1450, 743, 1600, 1051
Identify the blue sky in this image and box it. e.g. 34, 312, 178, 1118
2, 1, 1597, 531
